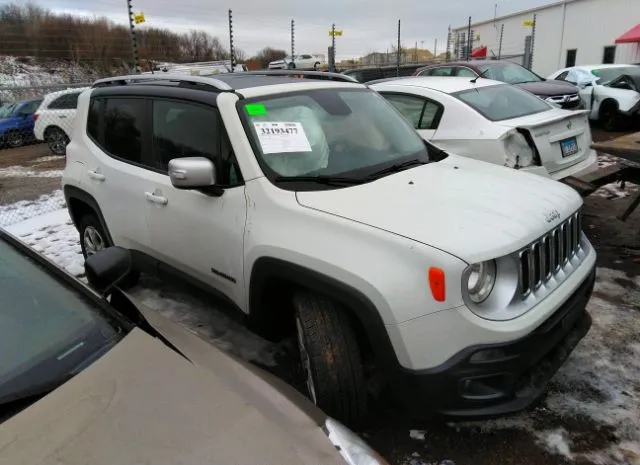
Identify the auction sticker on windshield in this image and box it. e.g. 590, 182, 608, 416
253, 122, 312, 154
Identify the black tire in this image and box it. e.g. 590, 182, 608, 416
287, 62, 296, 69
313, 62, 321, 70
293, 291, 367, 426
45, 127, 69, 156
78, 213, 139, 287
599, 100, 623, 132
6, 130, 24, 148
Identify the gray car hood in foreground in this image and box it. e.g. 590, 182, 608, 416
0, 299, 345, 465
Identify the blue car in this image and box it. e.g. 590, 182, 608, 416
0, 98, 43, 148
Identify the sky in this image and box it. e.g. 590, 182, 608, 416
11, 0, 554, 60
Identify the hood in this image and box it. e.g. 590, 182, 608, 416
516, 80, 578, 96
296, 155, 583, 263
0, 324, 345, 465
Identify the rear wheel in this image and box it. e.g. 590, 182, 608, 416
287, 62, 296, 69
78, 213, 139, 287
7, 130, 24, 148
293, 291, 367, 426
599, 100, 624, 131
46, 127, 69, 156
313, 62, 321, 70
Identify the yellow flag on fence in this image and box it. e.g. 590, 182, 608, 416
523, 19, 535, 26
329, 29, 343, 36
134, 12, 145, 24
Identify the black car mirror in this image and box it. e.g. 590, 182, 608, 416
85, 246, 133, 296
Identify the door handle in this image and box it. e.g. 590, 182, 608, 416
87, 170, 105, 181
145, 192, 168, 206
58, 115, 67, 119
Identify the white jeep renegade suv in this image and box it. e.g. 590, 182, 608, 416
62, 71, 596, 426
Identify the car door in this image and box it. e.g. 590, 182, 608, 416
144, 98, 247, 309
46, 92, 82, 137
82, 96, 154, 252
298, 54, 314, 69
380, 92, 444, 140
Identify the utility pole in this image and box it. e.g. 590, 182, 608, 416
414, 40, 417, 62
497, 23, 504, 60
466, 16, 472, 60
291, 19, 295, 67
396, 19, 401, 76
529, 13, 537, 69
228, 9, 236, 72
433, 38, 438, 59
446, 25, 451, 61
331, 23, 336, 72
125, 0, 140, 73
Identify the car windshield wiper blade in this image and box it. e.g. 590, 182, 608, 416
274, 175, 366, 186
365, 159, 426, 180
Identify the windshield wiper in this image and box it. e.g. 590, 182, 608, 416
274, 175, 366, 186
365, 159, 426, 180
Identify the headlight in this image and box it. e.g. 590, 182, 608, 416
466, 260, 497, 303
503, 132, 535, 168
324, 418, 389, 465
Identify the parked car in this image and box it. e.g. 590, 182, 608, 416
342, 64, 425, 83
269, 54, 325, 70
0, 230, 385, 465
143, 60, 248, 75
33, 87, 88, 155
547, 64, 640, 130
62, 71, 596, 425
415, 60, 583, 110
0, 98, 42, 148
370, 76, 597, 180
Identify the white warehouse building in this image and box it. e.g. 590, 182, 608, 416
451, 0, 640, 78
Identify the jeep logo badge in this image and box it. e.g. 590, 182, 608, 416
545, 209, 561, 223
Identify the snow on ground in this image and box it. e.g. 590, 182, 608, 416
0, 166, 63, 178
0, 189, 65, 227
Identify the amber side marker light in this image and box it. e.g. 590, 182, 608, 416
429, 267, 446, 302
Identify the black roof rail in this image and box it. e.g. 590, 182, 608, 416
91, 74, 233, 91
237, 70, 359, 83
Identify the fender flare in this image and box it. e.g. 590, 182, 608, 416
249, 257, 400, 373
63, 185, 114, 244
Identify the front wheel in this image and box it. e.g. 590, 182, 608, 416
313, 62, 321, 70
7, 130, 24, 148
293, 292, 367, 426
599, 101, 624, 132
287, 62, 296, 69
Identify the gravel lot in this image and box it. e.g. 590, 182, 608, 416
0, 127, 639, 465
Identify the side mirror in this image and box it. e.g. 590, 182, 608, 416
168, 157, 216, 189
85, 246, 133, 295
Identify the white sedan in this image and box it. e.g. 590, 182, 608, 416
547, 64, 640, 130
370, 76, 597, 181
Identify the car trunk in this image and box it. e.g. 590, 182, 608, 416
500, 110, 592, 176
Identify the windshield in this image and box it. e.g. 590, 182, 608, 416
591, 66, 640, 83
240, 89, 430, 186
0, 104, 16, 118
0, 237, 125, 412
480, 62, 543, 84
453, 83, 551, 121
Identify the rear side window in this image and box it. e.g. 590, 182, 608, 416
431, 67, 454, 76
87, 98, 100, 141
453, 84, 551, 121
382, 93, 443, 130
48, 92, 81, 110
103, 98, 146, 163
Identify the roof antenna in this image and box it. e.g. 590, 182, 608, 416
470, 67, 488, 84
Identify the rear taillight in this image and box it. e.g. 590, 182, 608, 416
32, 113, 39, 121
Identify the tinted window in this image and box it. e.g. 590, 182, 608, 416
383, 94, 442, 130
153, 100, 218, 171
453, 84, 551, 121
456, 67, 477, 77
48, 92, 80, 110
480, 62, 542, 84
104, 98, 145, 164
431, 67, 454, 76
87, 98, 100, 141
18, 101, 41, 114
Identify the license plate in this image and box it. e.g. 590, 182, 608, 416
560, 137, 579, 157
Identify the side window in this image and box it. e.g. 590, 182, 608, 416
48, 92, 80, 110
431, 67, 454, 77
152, 100, 241, 186
87, 98, 100, 142
602, 46, 616, 64
103, 98, 146, 165
455, 67, 477, 77
566, 49, 577, 68
383, 93, 443, 130
416, 68, 431, 76
19, 101, 40, 114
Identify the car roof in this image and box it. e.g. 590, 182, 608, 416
571, 64, 639, 71
42, 86, 88, 102
370, 76, 504, 94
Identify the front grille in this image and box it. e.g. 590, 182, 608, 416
519, 211, 582, 296
546, 94, 582, 109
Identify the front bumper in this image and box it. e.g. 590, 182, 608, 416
388, 266, 595, 420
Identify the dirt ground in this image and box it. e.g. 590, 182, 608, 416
0, 143, 63, 204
